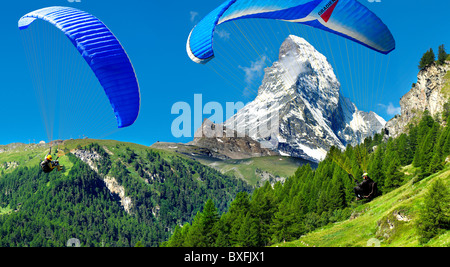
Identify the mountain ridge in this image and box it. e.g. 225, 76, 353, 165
224, 35, 386, 162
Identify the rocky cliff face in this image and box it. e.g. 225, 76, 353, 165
385, 61, 450, 138
188, 119, 279, 160
73, 149, 133, 214
223, 35, 386, 162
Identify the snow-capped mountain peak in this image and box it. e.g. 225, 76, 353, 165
225, 35, 386, 162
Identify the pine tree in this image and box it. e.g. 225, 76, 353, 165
184, 211, 205, 247
229, 212, 246, 246
382, 138, 396, 168
419, 48, 436, 70
250, 182, 278, 245
413, 113, 436, 167
428, 153, 444, 173
201, 199, 219, 246
428, 128, 448, 173
327, 169, 346, 210
437, 44, 448, 65
408, 124, 419, 156
396, 133, 413, 165
237, 213, 262, 247
416, 179, 450, 244
443, 102, 450, 123
220, 192, 251, 246
214, 217, 230, 247
420, 123, 440, 170
443, 127, 450, 156
180, 223, 192, 247
226, 192, 251, 222
163, 112, 449, 247
368, 145, 385, 192
163, 225, 184, 247
271, 199, 297, 243
384, 153, 404, 192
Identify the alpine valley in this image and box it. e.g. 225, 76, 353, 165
162, 46, 450, 248
1, 37, 449, 248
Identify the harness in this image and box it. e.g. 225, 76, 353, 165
40, 160, 52, 173
358, 180, 377, 199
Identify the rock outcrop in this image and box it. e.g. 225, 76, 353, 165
188, 119, 279, 160
73, 149, 133, 214
385, 61, 450, 138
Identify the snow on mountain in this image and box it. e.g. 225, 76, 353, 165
224, 35, 386, 162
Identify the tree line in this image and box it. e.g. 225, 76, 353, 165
419, 44, 448, 70
163, 106, 450, 247
0, 143, 252, 246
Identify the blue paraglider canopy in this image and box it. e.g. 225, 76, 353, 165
187, 0, 395, 64
19, 6, 140, 128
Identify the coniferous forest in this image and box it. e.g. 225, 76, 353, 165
1, 107, 449, 247
0, 144, 251, 247
163, 108, 450, 247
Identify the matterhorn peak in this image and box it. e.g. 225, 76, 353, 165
279, 35, 309, 57
267, 35, 339, 96
280, 35, 335, 73
279, 35, 320, 60
225, 35, 385, 162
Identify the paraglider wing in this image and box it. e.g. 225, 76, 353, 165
187, 0, 396, 64
19, 6, 140, 128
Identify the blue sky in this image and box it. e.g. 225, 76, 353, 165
0, 0, 449, 146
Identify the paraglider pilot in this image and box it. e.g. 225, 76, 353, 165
350, 173, 377, 201
40, 147, 63, 173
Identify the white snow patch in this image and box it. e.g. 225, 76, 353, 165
298, 143, 327, 162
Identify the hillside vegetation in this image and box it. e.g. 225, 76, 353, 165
163, 110, 450, 247
276, 165, 450, 247
1, 104, 449, 247
151, 142, 315, 186
199, 156, 317, 186
0, 139, 251, 246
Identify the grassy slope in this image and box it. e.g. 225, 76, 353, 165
441, 55, 450, 97
199, 156, 316, 186
150, 143, 316, 186
275, 165, 450, 247
1, 139, 308, 187
442, 68, 450, 97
